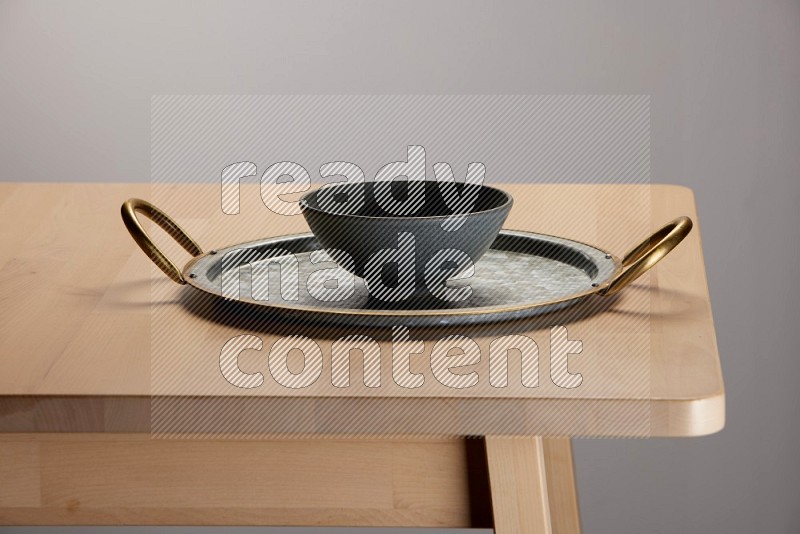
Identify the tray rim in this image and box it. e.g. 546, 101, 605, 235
180, 228, 622, 320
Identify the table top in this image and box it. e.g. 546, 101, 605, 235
0, 182, 723, 437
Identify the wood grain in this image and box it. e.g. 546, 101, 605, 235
484, 437, 582, 534
0, 433, 474, 527
542, 438, 581, 534
486, 436, 552, 533
0, 183, 724, 437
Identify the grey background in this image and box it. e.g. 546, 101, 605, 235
1, 0, 799, 533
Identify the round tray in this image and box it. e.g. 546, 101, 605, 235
121, 199, 692, 327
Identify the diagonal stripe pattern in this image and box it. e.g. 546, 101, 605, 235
150, 94, 652, 440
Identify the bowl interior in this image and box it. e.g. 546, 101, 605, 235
301, 181, 511, 218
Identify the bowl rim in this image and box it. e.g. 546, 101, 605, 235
299, 180, 513, 221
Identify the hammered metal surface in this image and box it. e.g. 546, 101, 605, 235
184, 230, 618, 326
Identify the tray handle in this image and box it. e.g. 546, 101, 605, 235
601, 216, 693, 297
121, 198, 203, 284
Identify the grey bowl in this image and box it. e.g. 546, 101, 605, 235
299, 181, 512, 302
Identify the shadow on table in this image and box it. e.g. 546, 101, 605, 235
172, 281, 697, 341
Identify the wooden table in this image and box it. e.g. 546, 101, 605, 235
0, 183, 724, 532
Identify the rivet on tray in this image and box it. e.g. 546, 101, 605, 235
189, 273, 197, 278
605, 254, 612, 259
209, 250, 218, 255
592, 282, 599, 287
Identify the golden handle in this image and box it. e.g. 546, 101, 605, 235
601, 216, 693, 297
120, 198, 203, 284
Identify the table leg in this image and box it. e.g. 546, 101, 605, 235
484, 437, 581, 534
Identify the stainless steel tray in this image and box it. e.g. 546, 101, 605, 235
122, 199, 692, 327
